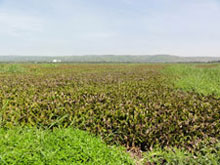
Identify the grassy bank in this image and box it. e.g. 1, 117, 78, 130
0, 128, 133, 165
0, 128, 219, 164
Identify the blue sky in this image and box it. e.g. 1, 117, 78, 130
0, 0, 219, 56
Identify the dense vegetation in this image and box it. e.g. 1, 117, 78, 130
164, 64, 220, 96
143, 144, 220, 164
0, 63, 219, 164
0, 128, 133, 164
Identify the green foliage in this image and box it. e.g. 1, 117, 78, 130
163, 64, 220, 96
143, 142, 220, 165
0, 64, 219, 152
0, 128, 134, 165
0, 64, 26, 73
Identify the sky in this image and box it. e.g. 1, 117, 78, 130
0, 0, 219, 57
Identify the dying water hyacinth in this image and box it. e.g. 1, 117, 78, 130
0, 64, 220, 151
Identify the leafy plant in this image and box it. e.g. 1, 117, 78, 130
0, 64, 219, 152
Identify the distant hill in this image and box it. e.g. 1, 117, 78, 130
0, 55, 219, 63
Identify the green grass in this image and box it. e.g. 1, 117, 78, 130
143, 144, 220, 165
2, 127, 218, 165
0, 64, 26, 73
163, 64, 220, 96
0, 128, 134, 165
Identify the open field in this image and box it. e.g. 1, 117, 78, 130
0, 63, 220, 164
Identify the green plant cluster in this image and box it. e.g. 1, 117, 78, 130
163, 64, 220, 96
0, 128, 133, 164
143, 143, 220, 165
0, 64, 26, 73
0, 64, 219, 151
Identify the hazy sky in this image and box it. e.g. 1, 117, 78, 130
0, 0, 219, 57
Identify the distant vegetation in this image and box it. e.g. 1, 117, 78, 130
0, 63, 219, 164
0, 64, 26, 73
0, 55, 220, 63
